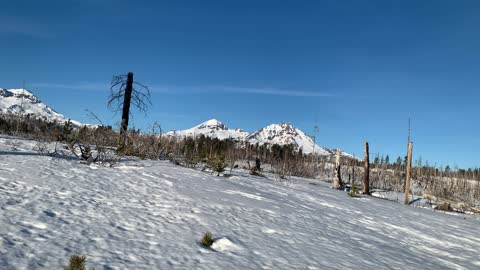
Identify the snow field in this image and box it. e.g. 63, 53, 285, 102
0, 136, 479, 269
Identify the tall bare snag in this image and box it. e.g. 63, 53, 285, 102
364, 141, 370, 194
108, 72, 151, 151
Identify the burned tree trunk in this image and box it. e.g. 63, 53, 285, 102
363, 141, 370, 194
119, 72, 134, 148
108, 72, 151, 153
333, 149, 342, 189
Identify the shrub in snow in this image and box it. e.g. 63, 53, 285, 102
433, 202, 453, 212
208, 156, 228, 176
64, 255, 93, 270
116, 139, 134, 156
201, 232, 214, 247
54, 119, 74, 142
249, 167, 266, 178
184, 155, 199, 169
348, 184, 359, 197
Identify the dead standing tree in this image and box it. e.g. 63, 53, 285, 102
404, 142, 413, 204
333, 149, 343, 189
108, 72, 151, 152
363, 141, 370, 194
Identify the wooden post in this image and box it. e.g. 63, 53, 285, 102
404, 142, 413, 204
363, 141, 370, 194
333, 149, 342, 189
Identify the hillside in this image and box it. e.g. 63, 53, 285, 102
0, 135, 478, 269
0, 88, 83, 127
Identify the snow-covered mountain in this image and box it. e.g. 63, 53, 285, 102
0, 88, 83, 127
246, 123, 332, 155
166, 120, 335, 155
165, 119, 249, 140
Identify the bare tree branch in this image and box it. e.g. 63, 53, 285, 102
108, 74, 151, 114
108, 72, 151, 151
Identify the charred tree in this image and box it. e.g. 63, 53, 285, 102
108, 72, 151, 152
119, 72, 133, 147
363, 141, 370, 194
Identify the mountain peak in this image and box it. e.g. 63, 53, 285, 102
14, 89, 39, 103
246, 122, 331, 155
195, 119, 227, 130
0, 88, 39, 103
204, 119, 222, 125
264, 122, 296, 131
251, 122, 301, 138
166, 119, 340, 156
0, 88, 83, 127
7, 88, 34, 95
166, 119, 248, 140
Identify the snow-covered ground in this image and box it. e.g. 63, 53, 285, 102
0, 136, 479, 270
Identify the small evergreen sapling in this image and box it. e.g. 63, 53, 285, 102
201, 232, 214, 247
348, 183, 358, 197
208, 155, 228, 176
64, 255, 93, 270
62, 119, 74, 142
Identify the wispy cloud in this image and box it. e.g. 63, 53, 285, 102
222, 86, 335, 97
31, 82, 109, 91
150, 85, 336, 97
147, 112, 189, 119
0, 17, 53, 38
31, 82, 336, 97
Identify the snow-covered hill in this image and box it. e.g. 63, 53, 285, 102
246, 123, 332, 155
0, 88, 82, 127
167, 120, 336, 156
0, 135, 479, 269
166, 119, 249, 140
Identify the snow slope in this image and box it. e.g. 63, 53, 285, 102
0, 135, 479, 270
166, 119, 249, 140
0, 88, 83, 127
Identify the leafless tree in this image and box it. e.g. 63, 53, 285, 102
364, 141, 370, 194
333, 149, 343, 189
108, 72, 151, 151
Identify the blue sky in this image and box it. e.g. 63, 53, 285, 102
1, 0, 480, 168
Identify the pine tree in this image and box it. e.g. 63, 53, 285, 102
209, 155, 228, 176
62, 119, 74, 142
